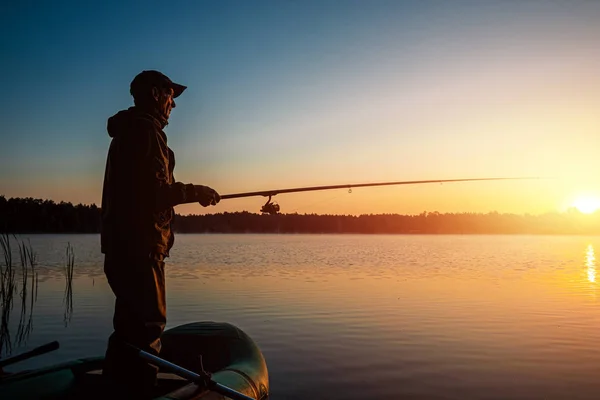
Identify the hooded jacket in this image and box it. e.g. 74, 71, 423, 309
100, 106, 198, 257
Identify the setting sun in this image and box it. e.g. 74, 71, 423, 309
573, 196, 600, 214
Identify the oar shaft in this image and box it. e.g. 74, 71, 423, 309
136, 348, 256, 400
0, 341, 59, 369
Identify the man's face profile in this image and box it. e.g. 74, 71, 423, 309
151, 86, 176, 120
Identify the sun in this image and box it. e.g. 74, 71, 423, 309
572, 196, 600, 214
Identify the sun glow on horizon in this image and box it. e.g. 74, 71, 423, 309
572, 196, 600, 214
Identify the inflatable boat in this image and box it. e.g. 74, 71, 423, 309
0, 321, 269, 400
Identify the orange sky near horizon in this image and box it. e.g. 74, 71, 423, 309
8, 95, 599, 217
8, 174, 599, 217
4, 91, 600, 217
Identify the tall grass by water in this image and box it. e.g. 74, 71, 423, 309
63, 243, 74, 326
0, 234, 39, 358
0, 234, 73, 360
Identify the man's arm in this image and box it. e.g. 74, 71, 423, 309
170, 171, 220, 208
134, 120, 219, 211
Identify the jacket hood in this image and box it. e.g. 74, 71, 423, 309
107, 107, 166, 138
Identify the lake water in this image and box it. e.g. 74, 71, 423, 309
3, 233, 600, 399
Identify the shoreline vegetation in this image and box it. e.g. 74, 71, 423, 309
0, 234, 39, 359
2, 195, 600, 235
0, 233, 75, 360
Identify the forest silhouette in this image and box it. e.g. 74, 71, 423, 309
2, 195, 600, 235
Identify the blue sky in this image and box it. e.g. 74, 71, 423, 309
2, 1, 600, 215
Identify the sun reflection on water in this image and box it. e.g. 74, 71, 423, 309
586, 244, 596, 283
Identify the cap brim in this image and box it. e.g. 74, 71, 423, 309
171, 83, 187, 98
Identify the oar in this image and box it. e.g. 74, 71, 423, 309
129, 345, 256, 400
0, 341, 60, 369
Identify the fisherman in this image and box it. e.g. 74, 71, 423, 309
100, 70, 220, 397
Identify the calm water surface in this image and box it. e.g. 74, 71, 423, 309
3, 234, 600, 399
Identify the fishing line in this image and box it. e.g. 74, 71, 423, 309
289, 190, 352, 214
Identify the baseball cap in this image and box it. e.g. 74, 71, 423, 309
130, 70, 187, 98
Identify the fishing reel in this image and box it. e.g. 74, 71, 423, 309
260, 195, 280, 215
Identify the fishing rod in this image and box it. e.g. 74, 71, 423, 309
220, 177, 544, 215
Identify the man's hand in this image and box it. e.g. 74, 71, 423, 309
195, 185, 221, 207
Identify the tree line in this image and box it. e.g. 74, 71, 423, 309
1, 196, 101, 233
2, 195, 600, 234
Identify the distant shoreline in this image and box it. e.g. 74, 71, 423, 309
5, 232, 600, 239
3, 195, 600, 235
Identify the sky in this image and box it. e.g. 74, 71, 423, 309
1, 0, 600, 216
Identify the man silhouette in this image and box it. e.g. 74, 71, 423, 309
100, 70, 220, 397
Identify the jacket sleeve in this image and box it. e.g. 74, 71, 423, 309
134, 120, 199, 211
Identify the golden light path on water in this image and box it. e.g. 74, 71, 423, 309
586, 244, 596, 283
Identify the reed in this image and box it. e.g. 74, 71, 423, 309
0, 234, 16, 357
15, 239, 38, 346
63, 242, 75, 326
0, 234, 39, 357
1, 236, 76, 359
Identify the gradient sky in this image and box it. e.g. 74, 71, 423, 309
2, 1, 600, 216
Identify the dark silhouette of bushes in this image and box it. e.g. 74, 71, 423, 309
0, 196, 100, 233
1, 195, 599, 235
